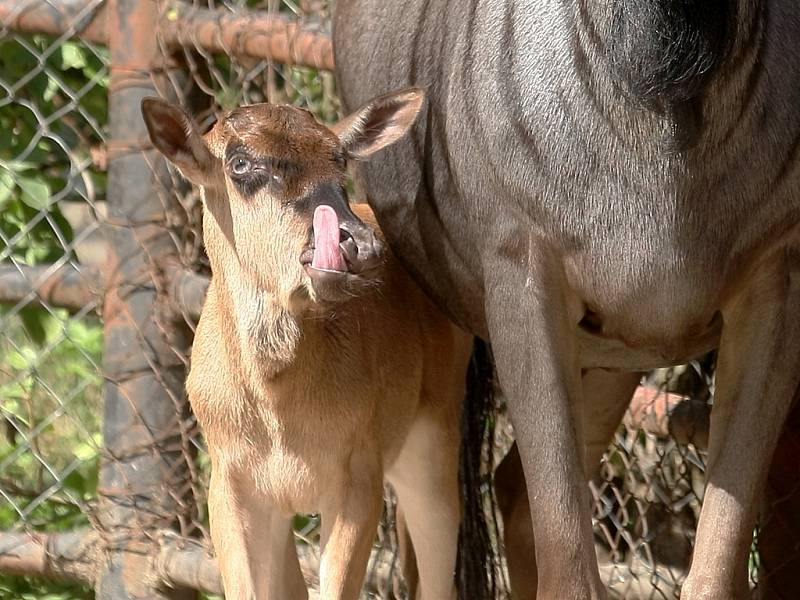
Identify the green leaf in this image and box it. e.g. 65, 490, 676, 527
0, 40, 38, 80
19, 305, 49, 346
6, 345, 36, 370
59, 42, 87, 70
63, 470, 87, 495
17, 176, 51, 210
48, 206, 74, 245
42, 310, 64, 342
74, 434, 101, 461
8, 160, 37, 172
0, 167, 13, 207
43, 77, 60, 103
65, 320, 103, 353
0, 397, 30, 426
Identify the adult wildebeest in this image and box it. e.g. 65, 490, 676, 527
333, 1, 800, 598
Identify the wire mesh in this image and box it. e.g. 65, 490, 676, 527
0, 1, 796, 599
0, 3, 107, 596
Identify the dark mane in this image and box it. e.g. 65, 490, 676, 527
607, 0, 735, 105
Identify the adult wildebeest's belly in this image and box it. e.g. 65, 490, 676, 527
550, 168, 796, 371
481, 144, 800, 371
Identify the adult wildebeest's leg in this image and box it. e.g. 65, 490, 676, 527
486, 252, 604, 600
496, 370, 641, 600
208, 467, 308, 600
757, 389, 800, 598
682, 250, 800, 599
581, 370, 642, 472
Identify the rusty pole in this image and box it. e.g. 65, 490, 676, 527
97, 0, 194, 598
0, 0, 333, 71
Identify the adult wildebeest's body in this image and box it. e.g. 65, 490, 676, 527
334, 1, 800, 598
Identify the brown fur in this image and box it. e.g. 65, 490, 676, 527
142, 92, 470, 600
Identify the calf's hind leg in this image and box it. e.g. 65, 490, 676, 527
389, 412, 460, 600
395, 503, 420, 599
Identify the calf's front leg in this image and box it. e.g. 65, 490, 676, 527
208, 465, 308, 600
318, 449, 384, 600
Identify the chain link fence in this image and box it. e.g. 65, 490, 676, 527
0, 1, 797, 598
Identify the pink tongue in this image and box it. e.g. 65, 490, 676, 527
312, 205, 346, 271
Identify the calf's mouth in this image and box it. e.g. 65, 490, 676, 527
300, 204, 382, 301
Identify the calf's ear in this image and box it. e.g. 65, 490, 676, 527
141, 97, 215, 186
331, 87, 425, 160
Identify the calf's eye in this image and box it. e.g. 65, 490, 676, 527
231, 157, 251, 175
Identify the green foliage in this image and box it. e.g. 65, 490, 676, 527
0, 35, 107, 349
0, 577, 93, 600
0, 311, 102, 597
0, 33, 106, 598
0, 311, 103, 595
0, 8, 339, 595
287, 67, 339, 123
207, 52, 339, 122
0, 311, 103, 518
0, 36, 107, 259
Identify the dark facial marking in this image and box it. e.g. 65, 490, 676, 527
224, 142, 298, 198
290, 181, 350, 218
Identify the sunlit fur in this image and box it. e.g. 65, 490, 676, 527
143, 94, 470, 600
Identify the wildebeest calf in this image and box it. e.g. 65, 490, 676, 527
141, 89, 470, 600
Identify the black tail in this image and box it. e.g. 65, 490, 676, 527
607, 0, 735, 104
456, 337, 501, 600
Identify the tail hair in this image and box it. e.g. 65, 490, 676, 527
607, 0, 735, 104
456, 337, 502, 600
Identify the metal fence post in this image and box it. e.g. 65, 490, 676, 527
97, 0, 195, 597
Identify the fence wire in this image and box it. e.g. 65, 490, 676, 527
0, 1, 796, 599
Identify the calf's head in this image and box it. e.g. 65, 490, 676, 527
141, 88, 424, 306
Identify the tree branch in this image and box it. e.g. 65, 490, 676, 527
166, 267, 209, 322
0, 263, 208, 320
0, 529, 98, 585
154, 532, 223, 596
0, 0, 107, 45
0, 529, 223, 594
161, 2, 334, 71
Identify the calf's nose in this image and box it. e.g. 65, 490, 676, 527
338, 221, 383, 273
